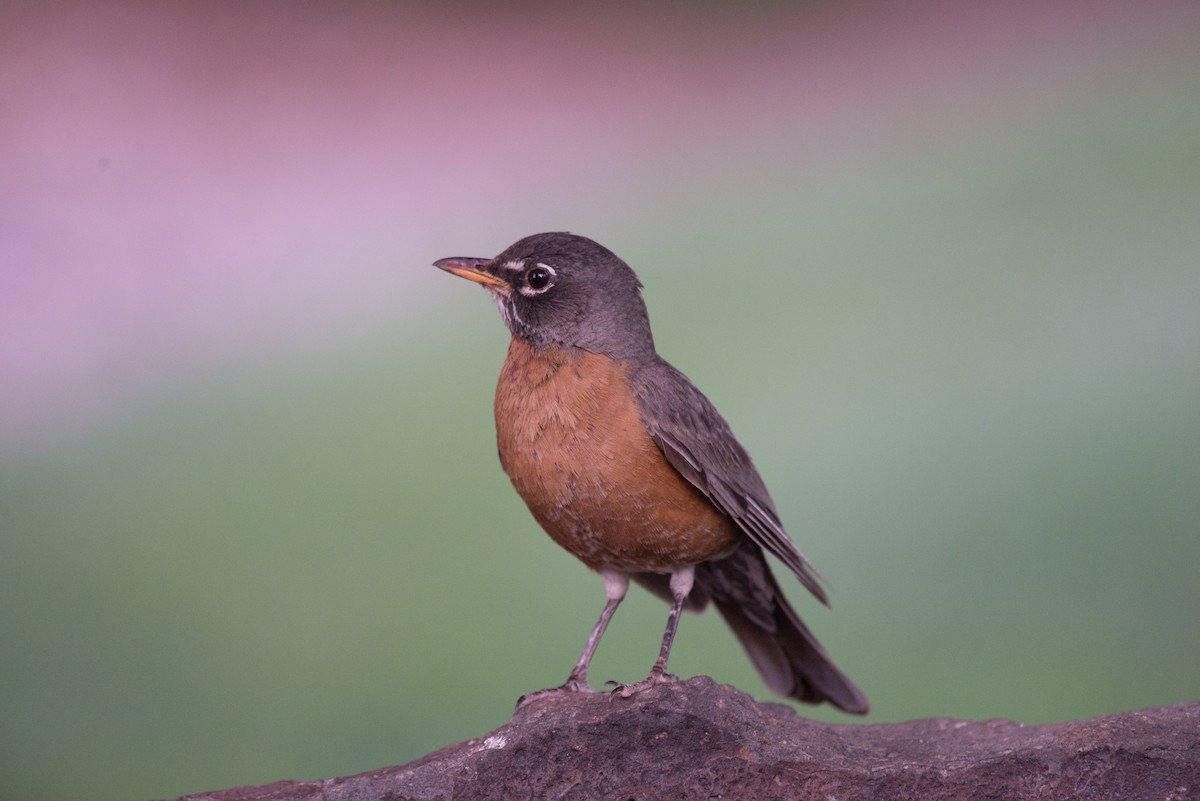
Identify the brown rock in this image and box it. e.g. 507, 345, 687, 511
168, 676, 1200, 801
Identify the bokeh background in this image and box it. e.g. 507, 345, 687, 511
3, 2, 1199, 799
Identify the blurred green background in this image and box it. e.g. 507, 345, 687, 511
3, 3, 1199, 800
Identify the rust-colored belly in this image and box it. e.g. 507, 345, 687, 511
494, 340, 739, 573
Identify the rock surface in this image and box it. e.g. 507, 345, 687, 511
168, 677, 1199, 801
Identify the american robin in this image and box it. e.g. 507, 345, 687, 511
435, 232, 868, 714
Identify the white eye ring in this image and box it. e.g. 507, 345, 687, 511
518, 262, 556, 296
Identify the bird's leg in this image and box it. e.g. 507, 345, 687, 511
563, 571, 628, 688
615, 566, 694, 698
516, 571, 628, 708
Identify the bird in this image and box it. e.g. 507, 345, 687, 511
434, 232, 868, 714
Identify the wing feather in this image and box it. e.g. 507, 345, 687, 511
632, 358, 829, 605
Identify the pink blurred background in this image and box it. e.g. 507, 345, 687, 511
7, 2, 1195, 452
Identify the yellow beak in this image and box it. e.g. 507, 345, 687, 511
434, 257, 510, 292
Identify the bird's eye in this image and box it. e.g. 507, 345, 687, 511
525, 266, 552, 290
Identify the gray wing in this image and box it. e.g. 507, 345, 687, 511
631, 357, 829, 605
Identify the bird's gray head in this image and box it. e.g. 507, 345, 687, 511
435, 232, 655, 362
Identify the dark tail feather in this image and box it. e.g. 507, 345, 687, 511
697, 543, 869, 715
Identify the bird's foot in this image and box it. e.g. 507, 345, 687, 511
610, 670, 679, 699
515, 677, 598, 709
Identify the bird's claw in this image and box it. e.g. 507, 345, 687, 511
515, 677, 598, 709
610, 671, 678, 698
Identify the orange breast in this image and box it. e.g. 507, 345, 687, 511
494, 339, 739, 573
